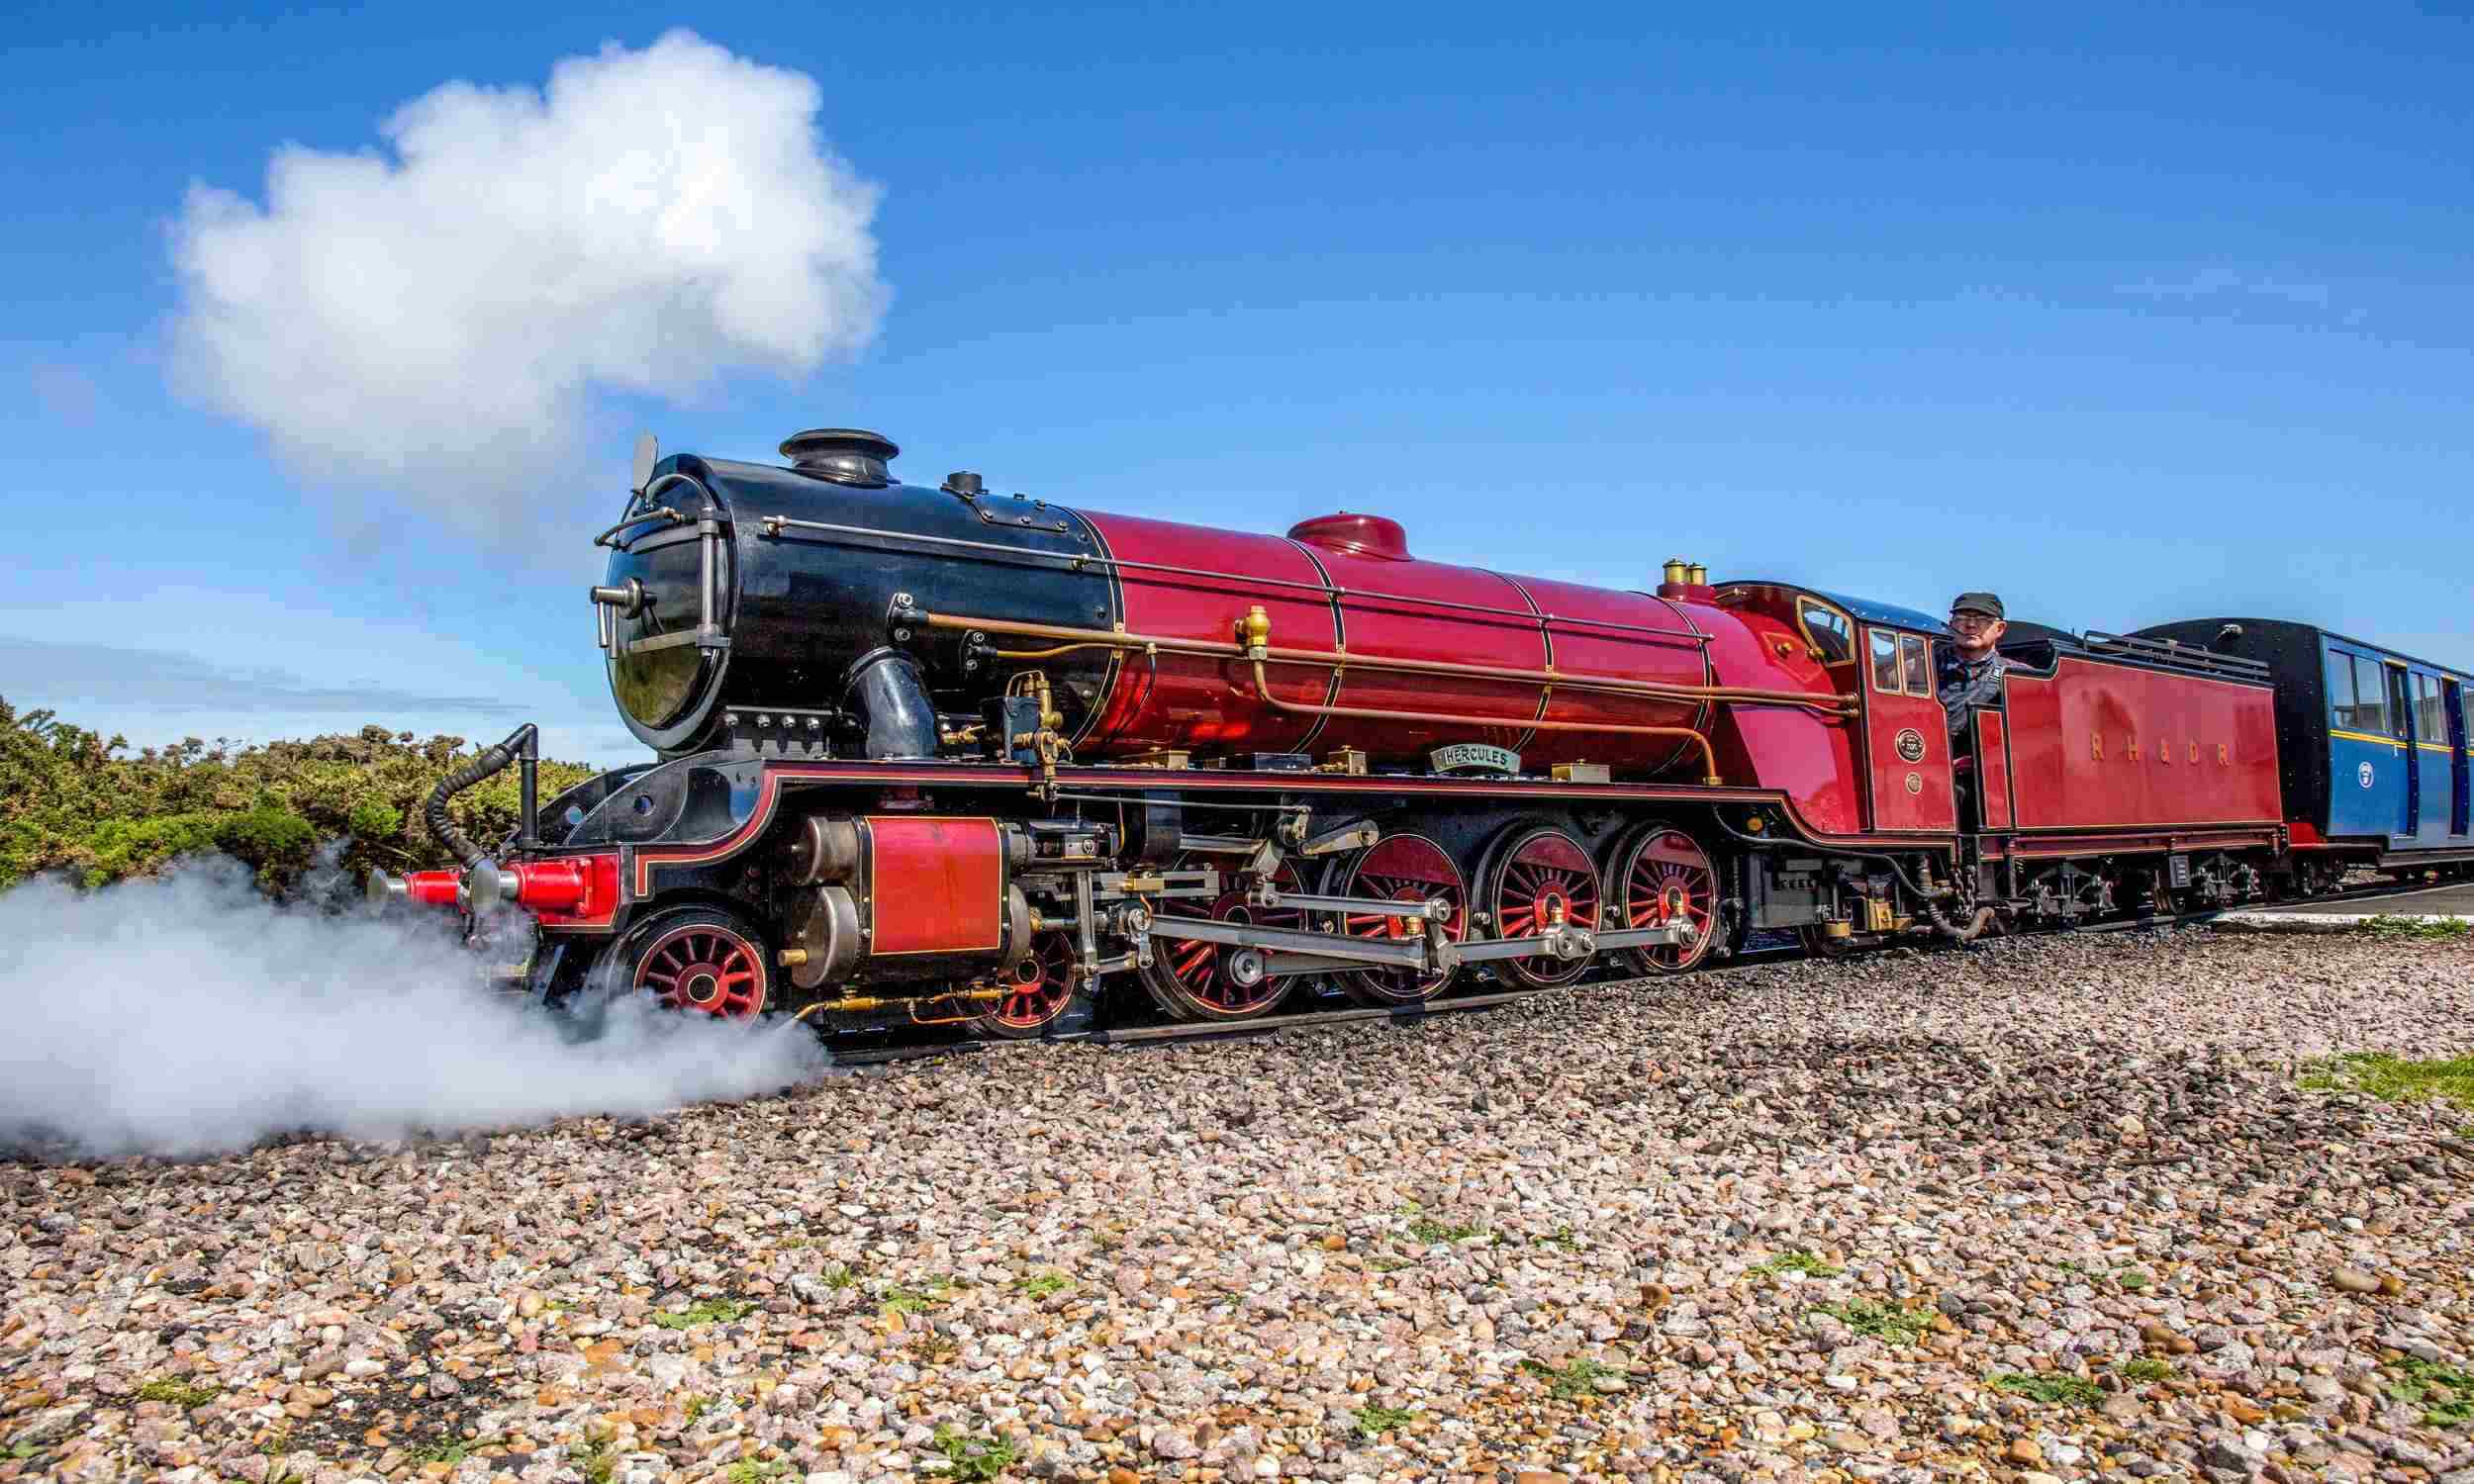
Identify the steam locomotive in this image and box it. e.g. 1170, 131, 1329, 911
371, 428, 2472, 1035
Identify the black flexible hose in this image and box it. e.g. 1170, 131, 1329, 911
425, 724, 536, 868
1703, 807, 1945, 904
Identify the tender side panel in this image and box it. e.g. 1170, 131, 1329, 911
864, 816, 1004, 955
1076, 510, 1338, 755
2004, 658, 2281, 829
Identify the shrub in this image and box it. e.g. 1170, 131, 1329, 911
0, 697, 595, 894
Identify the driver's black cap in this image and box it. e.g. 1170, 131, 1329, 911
1950, 592, 2005, 620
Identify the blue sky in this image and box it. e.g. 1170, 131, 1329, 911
5, 3, 2471, 765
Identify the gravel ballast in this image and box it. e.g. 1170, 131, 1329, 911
5, 928, 2473, 1484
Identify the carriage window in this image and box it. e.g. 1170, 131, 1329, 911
1870, 629, 1902, 692
1900, 635, 1931, 694
2327, 652, 2359, 729
2388, 667, 2414, 740
2351, 656, 2388, 736
1800, 600, 1852, 665
2416, 674, 2448, 742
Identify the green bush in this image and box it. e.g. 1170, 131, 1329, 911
0, 696, 597, 894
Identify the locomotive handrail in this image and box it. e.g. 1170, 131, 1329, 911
2081, 631, 2273, 682
1246, 658, 1727, 785
906, 608, 1856, 716
756, 512, 1714, 644
591, 505, 687, 550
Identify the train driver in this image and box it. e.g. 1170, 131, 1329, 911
1938, 592, 2009, 752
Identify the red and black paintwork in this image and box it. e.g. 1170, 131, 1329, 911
396, 428, 2432, 1028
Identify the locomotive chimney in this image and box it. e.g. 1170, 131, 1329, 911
780, 427, 899, 487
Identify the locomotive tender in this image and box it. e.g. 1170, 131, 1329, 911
371, 428, 2470, 1033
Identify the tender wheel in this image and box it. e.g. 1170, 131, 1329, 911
1331, 831, 1468, 1006
977, 931, 1080, 1039
1609, 823, 1719, 974
1480, 823, 1602, 988
1140, 854, 1311, 1021
599, 904, 771, 1019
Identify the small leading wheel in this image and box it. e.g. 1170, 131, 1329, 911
1480, 824, 1603, 988
1331, 831, 1469, 1006
976, 931, 1080, 1040
1140, 855, 1312, 1021
1608, 823, 1720, 974
598, 904, 772, 1019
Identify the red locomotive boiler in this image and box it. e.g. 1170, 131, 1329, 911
375, 428, 2296, 1033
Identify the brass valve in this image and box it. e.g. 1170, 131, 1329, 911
1240, 604, 1272, 659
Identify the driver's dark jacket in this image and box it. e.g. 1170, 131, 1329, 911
1937, 650, 2008, 742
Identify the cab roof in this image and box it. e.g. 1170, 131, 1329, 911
1717, 581, 1954, 637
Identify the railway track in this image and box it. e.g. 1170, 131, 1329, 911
816, 875, 2454, 1068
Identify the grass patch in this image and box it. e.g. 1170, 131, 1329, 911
574, 1439, 615, 1484
2303, 1052, 2474, 1111
1366, 1255, 1415, 1273
2387, 1357, 2474, 1428
1810, 1300, 1933, 1345
682, 1395, 712, 1425
723, 1461, 788, 1484
2116, 1358, 2176, 1383
411, 1441, 473, 1465
928, 1424, 1019, 1481
1534, 1225, 1585, 1252
819, 1263, 859, 1290
1014, 1272, 1071, 1298
650, 1297, 753, 1330
1752, 1250, 1842, 1278
883, 1277, 952, 1315
135, 1378, 219, 1408
2361, 915, 2471, 940
1520, 1357, 1615, 1401
2115, 1268, 2150, 1291
8, 1440, 40, 1460
1405, 1215, 1484, 1244
1353, 1403, 1417, 1438
1993, 1372, 2104, 1407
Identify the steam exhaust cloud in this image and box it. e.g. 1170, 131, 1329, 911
0, 855, 832, 1160
166, 30, 887, 543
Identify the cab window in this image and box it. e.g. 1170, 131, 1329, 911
1870, 629, 1902, 692
1799, 599, 1852, 665
2326, 650, 2358, 729
1900, 635, 1932, 695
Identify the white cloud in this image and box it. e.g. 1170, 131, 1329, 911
168, 30, 885, 542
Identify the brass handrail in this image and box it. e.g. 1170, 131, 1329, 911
1248, 661, 1723, 785
912, 610, 1856, 716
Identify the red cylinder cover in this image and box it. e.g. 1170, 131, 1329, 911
402, 870, 461, 907
1071, 508, 1811, 775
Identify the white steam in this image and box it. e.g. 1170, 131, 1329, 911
167, 30, 886, 539
0, 856, 832, 1159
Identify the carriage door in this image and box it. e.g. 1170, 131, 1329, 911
2389, 664, 2419, 842
2445, 678, 2468, 836
1862, 626, 1957, 833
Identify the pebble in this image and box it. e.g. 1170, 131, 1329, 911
4, 929, 2469, 1484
